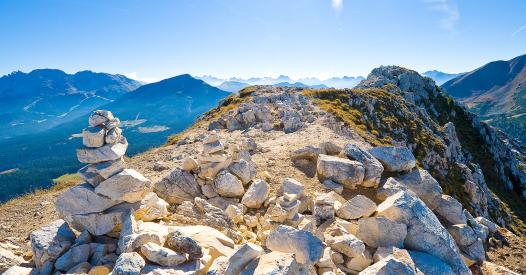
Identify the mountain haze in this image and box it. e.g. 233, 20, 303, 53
0, 69, 142, 139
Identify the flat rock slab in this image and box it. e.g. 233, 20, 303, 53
55, 183, 118, 216
95, 169, 152, 203
316, 154, 365, 189
266, 225, 324, 265
77, 138, 128, 164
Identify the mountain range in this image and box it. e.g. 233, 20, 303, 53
0, 69, 142, 140
422, 70, 464, 85
441, 54, 526, 144
0, 74, 229, 202
197, 75, 365, 92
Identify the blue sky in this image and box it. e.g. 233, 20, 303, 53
0, 0, 525, 82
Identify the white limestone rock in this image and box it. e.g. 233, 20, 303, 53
229, 159, 257, 185
91, 159, 126, 179
345, 248, 373, 273
65, 202, 136, 236
29, 220, 76, 268
113, 252, 145, 275
2, 266, 35, 275
359, 255, 416, 275
408, 250, 455, 275
313, 193, 335, 226
316, 154, 365, 189
82, 126, 106, 148
369, 146, 416, 172
253, 251, 299, 275
77, 137, 128, 164
435, 195, 467, 225
376, 191, 470, 275
280, 178, 305, 197
140, 242, 186, 267
378, 169, 443, 210
0, 247, 24, 273
182, 156, 199, 172
171, 225, 235, 260
135, 192, 169, 222
78, 164, 105, 186
55, 183, 117, 216
105, 127, 123, 144
266, 225, 324, 265
89, 110, 115, 127
95, 169, 152, 203
326, 233, 365, 259
224, 243, 263, 275
322, 179, 343, 194
214, 171, 245, 197
342, 144, 384, 188
241, 179, 269, 209
356, 217, 407, 248
447, 224, 478, 247
475, 217, 498, 233
336, 194, 376, 220
154, 168, 202, 205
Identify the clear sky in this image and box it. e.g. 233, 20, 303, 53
0, 0, 525, 82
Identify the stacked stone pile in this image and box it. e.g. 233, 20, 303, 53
208, 87, 317, 133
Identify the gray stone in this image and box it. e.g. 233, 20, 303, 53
343, 144, 384, 187
447, 224, 478, 247
369, 146, 416, 172
376, 191, 470, 275
65, 202, 136, 236
55, 183, 117, 216
229, 159, 257, 185
154, 168, 202, 205
182, 156, 199, 172
336, 194, 376, 220
89, 110, 114, 127
140, 242, 186, 267
435, 195, 467, 225
77, 137, 128, 164
54, 244, 90, 271
165, 230, 203, 260
322, 179, 343, 194
30, 219, 76, 268
82, 126, 106, 148
266, 225, 324, 265
2, 266, 35, 275
281, 178, 305, 197
66, 262, 91, 274
253, 251, 299, 275
0, 247, 24, 273
113, 252, 145, 275
241, 179, 270, 209
408, 250, 455, 275
359, 255, 416, 275
214, 171, 245, 197
313, 194, 335, 226
225, 243, 263, 275
475, 217, 498, 233
105, 127, 123, 144
78, 164, 105, 186
320, 141, 342, 155
95, 169, 152, 203
316, 154, 365, 189
356, 217, 407, 248
91, 159, 126, 179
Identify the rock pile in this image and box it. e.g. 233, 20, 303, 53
3, 103, 513, 274
208, 87, 316, 133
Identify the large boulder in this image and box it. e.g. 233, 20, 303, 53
376, 191, 470, 275
316, 154, 365, 189
336, 194, 376, 220
356, 217, 407, 248
214, 171, 245, 197
30, 219, 76, 268
378, 169, 443, 210
154, 168, 202, 204
55, 183, 117, 216
252, 251, 299, 275
241, 179, 270, 209
408, 250, 455, 275
77, 138, 128, 164
95, 169, 152, 203
369, 146, 416, 172
434, 195, 467, 225
342, 144, 384, 187
54, 244, 90, 271
266, 225, 324, 265
64, 203, 135, 236
172, 225, 235, 260
280, 178, 305, 197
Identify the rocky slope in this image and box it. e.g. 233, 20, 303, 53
1, 67, 525, 274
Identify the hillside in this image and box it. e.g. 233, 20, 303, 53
423, 70, 464, 85
0, 74, 229, 202
1, 66, 525, 274
0, 69, 142, 140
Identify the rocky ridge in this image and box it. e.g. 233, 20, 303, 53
2, 67, 525, 274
